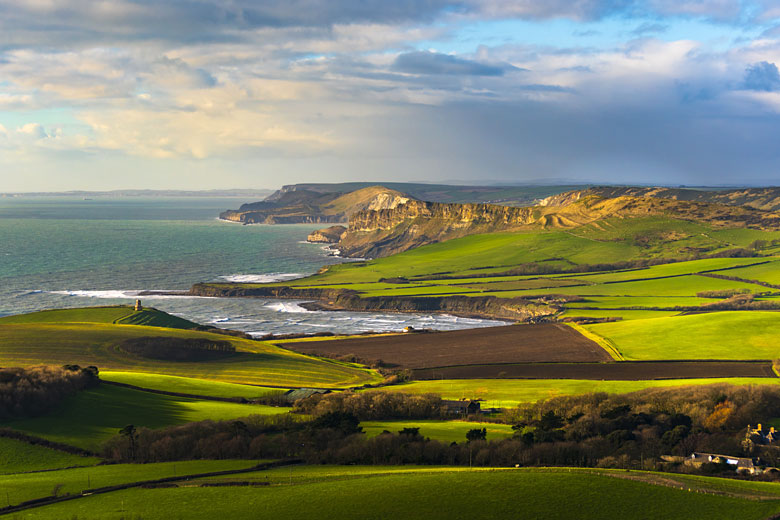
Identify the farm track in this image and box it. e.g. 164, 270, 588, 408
412, 361, 777, 381
282, 323, 612, 368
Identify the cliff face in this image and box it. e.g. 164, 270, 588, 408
336, 194, 780, 258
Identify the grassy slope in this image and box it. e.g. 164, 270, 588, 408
100, 371, 287, 398
3, 384, 287, 450
361, 420, 514, 442
0, 437, 101, 474
377, 378, 780, 407
27, 467, 780, 520
586, 311, 780, 360
0, 322, 380, 387
0, 306, 199, 329
0, 460, 256, 506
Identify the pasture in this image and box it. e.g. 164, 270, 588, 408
0, 437, 100, 474
378, 378, 780, 407
0, 459, 256, 507
585, 311, 780, 361
360, 420, 514, 442
3, 384, 286, 450
100, 371, 286, 399
0, 321, 381, 388
22, 466, 780, 520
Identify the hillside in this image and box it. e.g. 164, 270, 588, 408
265, 182, 585, 205
219, 185, 410, 224
542, 186, 780, 211
337, 194, 780, 258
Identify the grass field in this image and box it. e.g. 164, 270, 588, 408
100, 371, 287, 399
3, 384, 287, 450
0, 306, 199, 329
378, 378, 780, 407
23, 466, 780, 520
360, 420, 515, 442
0, 459, 257, 506
585, 311, 780, 360
0, 321, 381, 388
0, 437, 100, 474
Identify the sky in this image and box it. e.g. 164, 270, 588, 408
2, 1, 780, 191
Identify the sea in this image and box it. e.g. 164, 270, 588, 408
0, 196, 503, 335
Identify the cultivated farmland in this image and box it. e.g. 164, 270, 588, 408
283, 323, 612, 368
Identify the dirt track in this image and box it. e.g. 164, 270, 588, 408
282, 324, 612, 368
412, 361, 777, 380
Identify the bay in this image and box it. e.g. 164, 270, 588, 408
0, 196, 503, 335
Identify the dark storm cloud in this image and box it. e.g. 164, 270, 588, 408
743, 61, 780, 91
393, 51, 516, 76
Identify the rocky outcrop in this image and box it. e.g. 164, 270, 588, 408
307, 225, 347, 244
188, 283, 555, 322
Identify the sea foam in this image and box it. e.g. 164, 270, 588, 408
219, 273, 303, 283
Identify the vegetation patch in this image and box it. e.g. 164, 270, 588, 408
0, 365, 98, 420
119, 336, 235, 362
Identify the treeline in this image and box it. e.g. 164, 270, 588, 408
102, 385, 780, 477
292, 391, 443, 419
0, 365, 99, 420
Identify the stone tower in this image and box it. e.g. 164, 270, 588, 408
134, 299, 143, 311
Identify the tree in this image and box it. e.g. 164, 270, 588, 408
466, 428, 487, 442
119, 424, 138, 460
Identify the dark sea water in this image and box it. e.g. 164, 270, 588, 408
0, 196, 502, 335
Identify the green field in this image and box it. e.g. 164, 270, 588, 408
22, 466, 780, 520
360, 420, 515, 442
0, 437, 100, 474
0, 321, 381, 388
3, 384, 286, 450
101, 371, 287, 399
585, 311, 780, 360
0, 306, 198, 329
378, 378, 780, 407
0, 459, 256, 506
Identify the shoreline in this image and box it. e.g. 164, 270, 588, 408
186, 283, 552, 323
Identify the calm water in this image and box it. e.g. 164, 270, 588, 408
0, 196, 501, 334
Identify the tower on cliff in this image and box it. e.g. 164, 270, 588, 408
134, 299, 143, 311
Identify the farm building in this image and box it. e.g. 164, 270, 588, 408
686, 452, 760, 474
441, 399, 480, 415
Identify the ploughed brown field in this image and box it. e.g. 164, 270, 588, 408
412, 361, 778, 380
281, 323, 612, 368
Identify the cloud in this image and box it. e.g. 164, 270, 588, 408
743, 61, 780, 91
392, 51, 514, 76
631, 22, 668, 36
16, 122, 47, 139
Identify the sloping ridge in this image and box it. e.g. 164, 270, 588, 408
542, 186, 780, 212
219, 186, 412, 224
